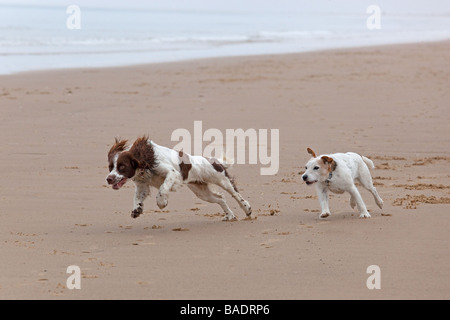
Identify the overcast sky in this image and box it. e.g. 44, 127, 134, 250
1, 0, 449, 14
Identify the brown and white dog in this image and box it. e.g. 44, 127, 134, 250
106, 136, 252, 220
302, 148, 383, 218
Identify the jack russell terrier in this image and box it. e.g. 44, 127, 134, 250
302, 148, 383, 218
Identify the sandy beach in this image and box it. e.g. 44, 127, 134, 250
0, 41, 449, 299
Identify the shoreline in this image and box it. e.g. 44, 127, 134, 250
2, 39, 449, 77
0, 40, 449, 299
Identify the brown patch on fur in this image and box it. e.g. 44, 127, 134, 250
307, 148, 316, 158
321, 156, 337, 172
321, 155, 333, 164
211, 161, 224, 172
180, 162, 192, 180
210, 159, 238, 192
128, 136, 157, 172
178, 150, 192, 181
188, 181, 207, 185
116, 152, 140, 178
108, 138, 128, 163
330, 161, 337, 172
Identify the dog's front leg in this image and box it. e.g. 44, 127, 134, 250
156, 170, 179, 209
316, 185, 331, 218
131, 182, 150, 218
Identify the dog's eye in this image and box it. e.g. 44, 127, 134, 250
108, 164, 113, 172
118, 164, 125, 172
305, 166, 307, 170
313, 166, 319, 170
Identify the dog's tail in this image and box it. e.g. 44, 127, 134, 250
217, 148, 234, 169
361, 155, 375, 169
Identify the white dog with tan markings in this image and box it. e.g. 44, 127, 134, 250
302, 148, 383, 218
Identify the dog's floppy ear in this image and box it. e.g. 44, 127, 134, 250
108, 138, 128, 162
114, 137, 128, 147
321, 156, 332, 164
321, 156, 337, 172
307, 148, 316, 158
130, 157, 140, 169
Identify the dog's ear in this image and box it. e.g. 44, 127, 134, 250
114, 137, 128, 146
307, 148, 316, 158
108, 138, 128, 162
321, 156, 337, 172
321, 156, 332, 164
130, 157, 140, 169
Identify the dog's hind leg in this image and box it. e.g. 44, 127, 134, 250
216, 177, 252, 218
207, 162, 252, 217
188, 183, 236, 221
361, 181, 383, 209
357, 166, 383, 209
348, 186, 371, 218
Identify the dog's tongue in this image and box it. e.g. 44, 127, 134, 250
113, 178, 127, 190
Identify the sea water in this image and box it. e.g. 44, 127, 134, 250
0, 1, 449, 74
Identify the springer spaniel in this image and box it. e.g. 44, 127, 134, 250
106, 136, 252, 220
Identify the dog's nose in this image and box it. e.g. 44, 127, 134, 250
302, 175, 308, 181
106, 176, 114, 184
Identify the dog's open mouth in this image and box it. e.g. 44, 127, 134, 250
112, 178, 128, 190
305, 180, 317, 185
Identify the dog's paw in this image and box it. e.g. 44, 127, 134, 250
242, 201, 252, 216
156, 193, 168, 209
222, 214, 237, 221
319, 212, 330, 218
376, 199, 384, 209
359, 212, 371, 218
131, 207, 143, 218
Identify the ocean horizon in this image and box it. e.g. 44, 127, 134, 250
0, 1, 449, 74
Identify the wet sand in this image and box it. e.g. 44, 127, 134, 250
0, 41, 449, 299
